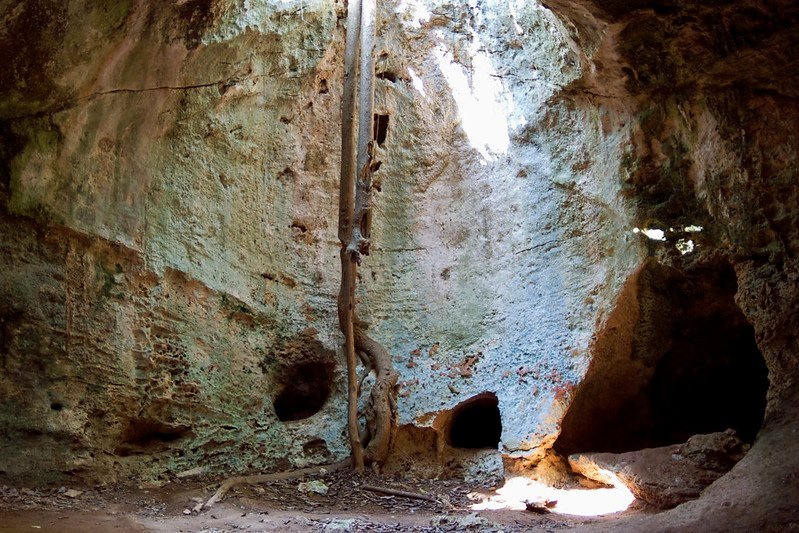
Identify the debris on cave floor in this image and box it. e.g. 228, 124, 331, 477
0, 466, 654, 532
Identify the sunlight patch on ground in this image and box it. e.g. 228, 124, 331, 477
470, 476, 635, 517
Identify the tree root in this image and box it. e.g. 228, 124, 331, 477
361, 484, 438, 503
355, 329, 399, 466
357, 360, 372, 394
336, 0, 397, 472
200, 460, 349, 510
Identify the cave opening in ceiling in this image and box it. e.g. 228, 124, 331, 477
556, 259, 769, 455
447, 392, 502, 449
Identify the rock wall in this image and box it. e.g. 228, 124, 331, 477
0, 0, 796, 504
1, 0, 352, 484
548, 0, 799, 526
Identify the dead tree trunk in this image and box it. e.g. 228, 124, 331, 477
338, 0, 398, 470
352, 0, 376, 257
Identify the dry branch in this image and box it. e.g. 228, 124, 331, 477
201, 460, 349, 510
361, 484, 438, 503
351, 0, 377, 258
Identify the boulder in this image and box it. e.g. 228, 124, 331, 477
569, 430, 749, 508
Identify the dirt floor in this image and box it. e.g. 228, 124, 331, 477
0, 468, 657, 532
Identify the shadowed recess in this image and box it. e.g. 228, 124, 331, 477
273, 361, 335, 422
556, 260, 769, 455
373, 114, 389, 146
447, 393, 502, 449
114, 419, 191, 457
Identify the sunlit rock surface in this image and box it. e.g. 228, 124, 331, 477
1, 0, 351, 483
569, 430, 749, 509
0, 0, 641, 483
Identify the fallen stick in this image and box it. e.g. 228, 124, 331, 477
361, 484, 438, 503
201, 459, 349, 510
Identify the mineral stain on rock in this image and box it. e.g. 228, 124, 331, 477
175, 0, 219, 49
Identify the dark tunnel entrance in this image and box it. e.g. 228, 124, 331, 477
648, 315, 768, 444
556, 259, 769, 455
447, 393, 502, 449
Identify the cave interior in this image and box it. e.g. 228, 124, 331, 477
0, 0, 797, 530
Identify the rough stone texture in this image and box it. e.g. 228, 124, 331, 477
548, 0, 799, 528
0, 5, 798, 530
0, 0, 645, 484
569, 430, 749, 508
382, 424, 505, 485
354, 0, 641, 456
0, 0, 351, 484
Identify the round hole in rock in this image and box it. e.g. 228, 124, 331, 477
273, 361, 334, 422
447, 393, 502, 449
555, 259, 769, 455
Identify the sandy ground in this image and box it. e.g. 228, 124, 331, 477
0, 469, 655, 532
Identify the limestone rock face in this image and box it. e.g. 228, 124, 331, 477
0, 5, 797, 518
569, 430, 749, 508
552, 0, 799, 527
0, 0, 644, 483
0, 0, 352, 483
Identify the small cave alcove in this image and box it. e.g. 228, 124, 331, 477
556, 259, 769, 455
114, 419, 192, 457
273, 361, 334, 422
446, 393, 502, 449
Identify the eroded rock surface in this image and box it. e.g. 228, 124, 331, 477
570, 430, 749, 508
0, 0, 645, 483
